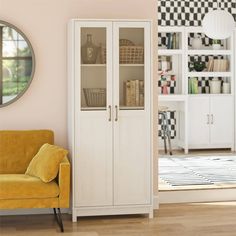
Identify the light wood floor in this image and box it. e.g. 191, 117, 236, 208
1, 202, 236, 235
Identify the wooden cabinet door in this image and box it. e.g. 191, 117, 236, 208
113, 21, 152, 205
74, 21, 113, 207
188, 97, 210, 148
210, 96, 233, 147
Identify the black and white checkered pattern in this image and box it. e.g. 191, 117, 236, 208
158, 0, 236, 27
158, 111, 176, 139
158, 80, 176, 94
188, 55, 225, 69
158, 32, 225, 49
189, 77, 223, 94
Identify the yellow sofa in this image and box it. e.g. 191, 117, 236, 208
0, 130, 70, 232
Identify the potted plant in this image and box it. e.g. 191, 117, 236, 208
189, 60, 206, 72
212, 39, 221, 50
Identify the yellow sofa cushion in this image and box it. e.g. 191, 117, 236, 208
0, 130, 54, 174
25, 144, 68, 183
0, 174, 59, 200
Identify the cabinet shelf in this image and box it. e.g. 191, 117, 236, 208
120, 106, 144, 110
119, 64, 144, 67
81, 107, 106, 111
81, 64, 106, 67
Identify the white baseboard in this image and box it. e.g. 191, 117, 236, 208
159, 189, 236, 204
0, 208, 69, 216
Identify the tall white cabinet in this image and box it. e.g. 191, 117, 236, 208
68, 19, 153, 221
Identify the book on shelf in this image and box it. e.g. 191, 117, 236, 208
189, 77, 198, 94
166, 33, 179, 49
206, 58, 229, 72
124, 79, 144, 107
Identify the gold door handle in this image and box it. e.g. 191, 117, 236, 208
108, 105, 111, 121
115, 105, 118, 122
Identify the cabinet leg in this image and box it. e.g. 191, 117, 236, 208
148, 210, 154, 219
72, 209, 77, 223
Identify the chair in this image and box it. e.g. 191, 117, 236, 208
0, 130, 70, 232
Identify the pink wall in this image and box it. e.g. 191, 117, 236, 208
0, 0, 158, 148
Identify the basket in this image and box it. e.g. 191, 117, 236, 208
120, 46, 144, 64
83, 88, 106, 107
119, 39, 135, 46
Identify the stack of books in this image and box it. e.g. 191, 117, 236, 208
124, 80, 144, 107
166, 33, 179, 49
206, 59, 229, 72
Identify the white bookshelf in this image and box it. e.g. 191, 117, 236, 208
158, 26, 235, 153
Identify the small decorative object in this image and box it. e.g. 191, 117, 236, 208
162, 84, 168, 94
222, 82, 230, 94
158, 73, 176, 94
209, 78, 221, 94
158, 56, 172, 71
81, 34, 98, 64
190, 60, 206, 72
192, 36, 202, 49
212, 39, 221, 50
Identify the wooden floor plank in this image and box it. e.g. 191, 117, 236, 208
1, 202, 236, 235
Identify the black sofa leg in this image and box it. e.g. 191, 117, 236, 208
53, 208, 64, 232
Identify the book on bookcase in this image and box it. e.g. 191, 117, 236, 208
206, 58, 229, 72
124, 79, 144, 107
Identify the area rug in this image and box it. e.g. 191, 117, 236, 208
159, 155, 236, 186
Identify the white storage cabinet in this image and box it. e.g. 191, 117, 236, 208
68, 19, 153, 222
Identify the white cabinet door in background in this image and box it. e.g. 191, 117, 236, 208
189, 97, 210, 147
210, 96, 233, 146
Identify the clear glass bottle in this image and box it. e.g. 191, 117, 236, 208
81, 34, 98, 64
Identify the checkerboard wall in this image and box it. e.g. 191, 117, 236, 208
158, 0, 236, 27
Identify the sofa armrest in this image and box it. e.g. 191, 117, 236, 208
58, 156, 70, 208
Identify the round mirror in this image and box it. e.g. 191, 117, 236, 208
0, 20, 35, 107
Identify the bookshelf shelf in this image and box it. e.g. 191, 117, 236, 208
158, 49, 183, 55
187, 72, 232, 77
188, 94, 233, 97
158, 94, 187, 102
187, 49, 232, 55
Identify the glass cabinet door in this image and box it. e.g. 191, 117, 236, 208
117, 27, 146, 110
79, 23, 112, 111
